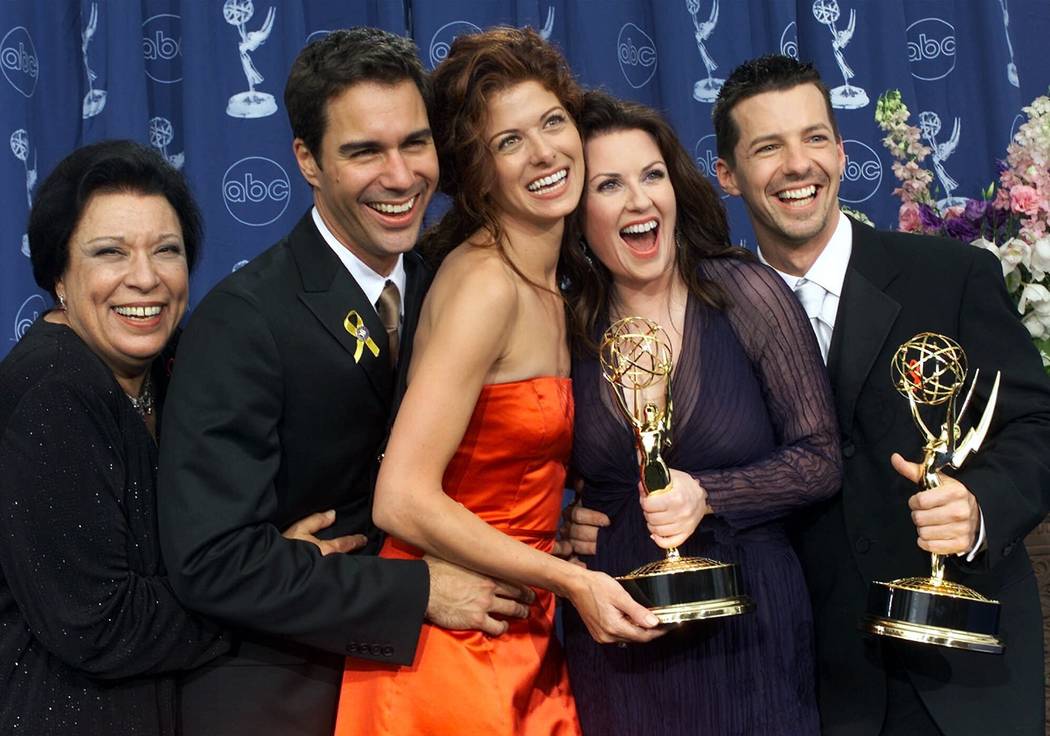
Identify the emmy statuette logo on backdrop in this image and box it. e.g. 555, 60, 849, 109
812, 0, 868, 109
686, 0, 722, 103
81, 3, 106, 118
918, 111, 965, 209
149, 117, 184, 170
999, 0, 1019, 88
223, 0, 277, 119
9, 129, 35, 257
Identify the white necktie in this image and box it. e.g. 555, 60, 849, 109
795, 279, 832, 363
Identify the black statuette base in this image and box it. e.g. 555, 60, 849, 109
861, 579, 1003, 654
617, 556, 754, 624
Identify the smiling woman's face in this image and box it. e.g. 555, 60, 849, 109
55, 191, 188, 381
583, 128, 678, 290
484, 79, 584, 229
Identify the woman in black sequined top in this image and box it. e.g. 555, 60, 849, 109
0, 141, 355, 735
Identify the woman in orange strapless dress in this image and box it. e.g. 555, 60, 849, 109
333, 28, 661, 736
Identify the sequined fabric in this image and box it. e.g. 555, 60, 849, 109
0, 319, 227, 735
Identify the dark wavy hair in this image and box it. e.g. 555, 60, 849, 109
421, 26, 583, 268
284, 27, 429, 161
28, 139, 202, 300
562, 90, 748, 353
712, 54, 839, 165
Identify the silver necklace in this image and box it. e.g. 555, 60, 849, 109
126, 374, 154, 418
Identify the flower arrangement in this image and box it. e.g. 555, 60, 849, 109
875, 89, 1050, 369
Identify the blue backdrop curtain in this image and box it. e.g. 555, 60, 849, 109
3, 0, 1049, 358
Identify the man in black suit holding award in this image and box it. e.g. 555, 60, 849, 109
158, 29, 531, 736
711, 55, 1050, 735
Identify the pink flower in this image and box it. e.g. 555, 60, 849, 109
898, 202, 923, 232
1010, 184, 1042, 217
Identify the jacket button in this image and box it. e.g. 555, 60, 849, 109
842, 442, 856, 459
382, 646, 394, 657
855, 536, 871, 554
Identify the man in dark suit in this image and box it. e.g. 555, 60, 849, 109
711, 55, 1050, 735
158, 29, 530, 736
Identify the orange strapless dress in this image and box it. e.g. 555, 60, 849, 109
334, 377, 581, 736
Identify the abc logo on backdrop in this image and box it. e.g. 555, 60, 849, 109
617, 23, 657, 89
906, 18, 956, 81
142, 13, 182, 84
1, 26, 38, 97
429, 21, 482, 69
13, 294, 46, 342
222, 157, 291, 227
838, 140, 882, 204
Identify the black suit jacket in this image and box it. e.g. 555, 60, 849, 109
158, 212, 431, 736
795, 219, 1050, 735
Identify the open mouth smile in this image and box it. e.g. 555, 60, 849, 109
619, 218, 660, 257
526, 168, 568, 195
775, 184, 818, 208
366, 194, 419, 218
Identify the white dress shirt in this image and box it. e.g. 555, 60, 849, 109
757, 211, 985, 560
312, 207, 406, 323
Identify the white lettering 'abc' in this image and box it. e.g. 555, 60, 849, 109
1, 26, 38, 98
780, 21, 799, 59
687, 0, 723, 103
148, 117, 184, 170
9, 129, 36, 257
428, 21, 483, 69
906, 18, 956, 82
223, 0, 277, 119
812, 0, 868, 109
13, 293, 47, 342
838, 139, 883, 204
692, 134, 729, 200
918, 111, 965, 209
81, 3, 107, 118
142, 13, 182, 85
222, 156, 291, 227
617, 23, 657, 89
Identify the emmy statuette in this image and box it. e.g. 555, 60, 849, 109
861, 332, 1003, 653
600, 317, 754, 624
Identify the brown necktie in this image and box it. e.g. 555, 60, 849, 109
375, 280, 401, 369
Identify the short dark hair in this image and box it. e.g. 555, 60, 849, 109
284, 27, 429, 160
562, 90, 747, 352
712, 54, 839, 165
421, 26, 583, 268
28, 139, 202, 299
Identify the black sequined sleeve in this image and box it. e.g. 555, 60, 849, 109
0, 375, 227, 679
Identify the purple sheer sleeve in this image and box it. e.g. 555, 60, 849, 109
691, 258, 841, 529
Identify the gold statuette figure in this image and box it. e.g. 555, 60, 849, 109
861, 332, 1003, 653
599, 317, 754, 623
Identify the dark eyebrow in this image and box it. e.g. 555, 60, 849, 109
338, 128, 432, 156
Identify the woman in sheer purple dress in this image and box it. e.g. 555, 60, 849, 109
559, 91, 841, 735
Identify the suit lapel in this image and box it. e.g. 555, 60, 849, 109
391, 252, 431, 417
827, 220, 901, 432
290, 214, 393, 402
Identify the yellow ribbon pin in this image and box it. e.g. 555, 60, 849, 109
343, 310, 380, 363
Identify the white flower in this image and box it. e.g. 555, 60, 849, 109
1000, 237, 1033, 276
1022, 311, 1050, 339
1030, 236, 1050, 280
1018, 282, 1050, 316
971, 237, 999, 255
